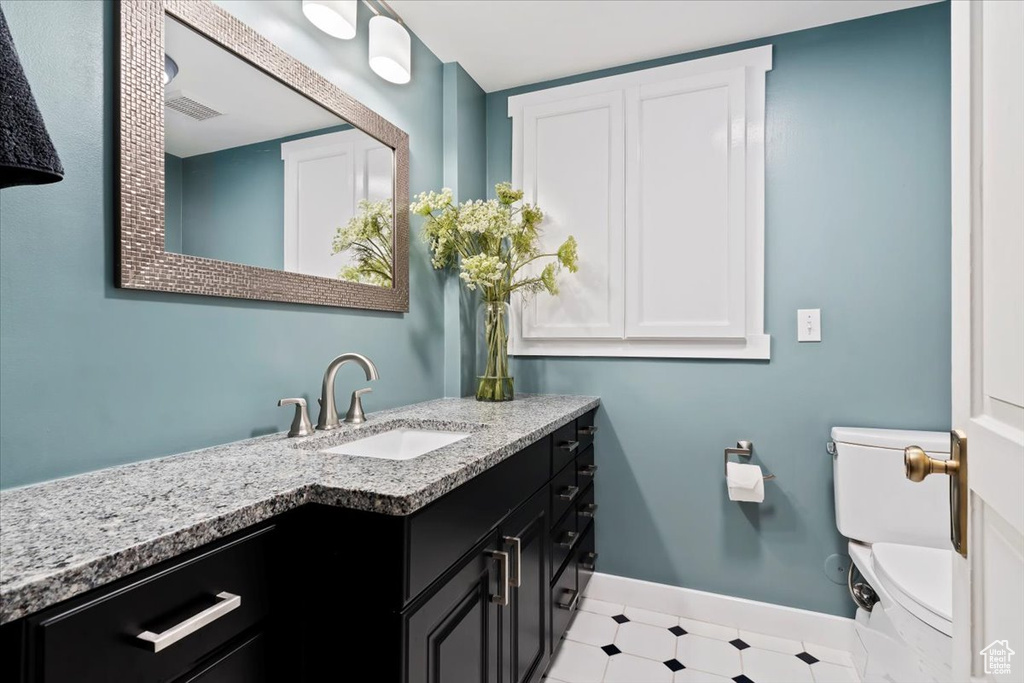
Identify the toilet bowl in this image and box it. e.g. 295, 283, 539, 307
832, 427, 953, 683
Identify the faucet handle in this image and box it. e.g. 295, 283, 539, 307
345, 388, 373, 425
278, 398, 314, 437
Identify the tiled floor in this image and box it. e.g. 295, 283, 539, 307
544, 598, 860, 683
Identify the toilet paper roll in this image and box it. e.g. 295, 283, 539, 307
726, 461, 765, 503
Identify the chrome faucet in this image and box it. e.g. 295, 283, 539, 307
317, 353, 379, 430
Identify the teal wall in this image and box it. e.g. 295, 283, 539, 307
0, 0, 448, 488
164, 153, 183, 253
441, 63, 486, 397
485, 3, 951, 617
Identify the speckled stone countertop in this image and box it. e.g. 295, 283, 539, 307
0, 394, 599, 624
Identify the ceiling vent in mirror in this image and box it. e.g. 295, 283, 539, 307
165, 91, 223, 121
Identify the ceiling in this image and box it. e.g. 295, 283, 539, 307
389, 0, 940, 92
165, 17, 345, 158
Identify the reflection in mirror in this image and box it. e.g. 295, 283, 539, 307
163, 16, 395, 287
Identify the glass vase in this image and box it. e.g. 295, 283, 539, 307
476, 300, 514, 402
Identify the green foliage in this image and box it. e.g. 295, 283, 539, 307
333, 199, 394, 288
412, 182, 579, 302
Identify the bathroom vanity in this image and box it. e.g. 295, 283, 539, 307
0, 395, 599, 683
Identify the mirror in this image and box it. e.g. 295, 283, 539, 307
117, 1, 409, 311
163, 16, 395, 288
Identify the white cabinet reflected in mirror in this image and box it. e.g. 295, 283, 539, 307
162, 15, 396, 288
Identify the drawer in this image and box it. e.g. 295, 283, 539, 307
550, 504, 579, 580
576, 446, 597, 484
575, 482, 596, 527
550, 561, 578, 650
32, 526, 276, 683
549, 460, 579, 528
181, 631, 268, 683
551, 421, 579, 476
576, 522, 597, 598
406, 437, 549, 603
576, 409, 598, 451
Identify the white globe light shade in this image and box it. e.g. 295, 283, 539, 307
368, 15, 411, 84
302, 0, 357, 40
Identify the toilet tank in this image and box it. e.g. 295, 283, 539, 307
832, 427, 950, 549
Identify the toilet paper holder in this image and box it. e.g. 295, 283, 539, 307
724, 441, 776, 480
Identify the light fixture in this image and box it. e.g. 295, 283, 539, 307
302, 0, 358, 40
368, 14, 410, 84
163, 54, 178, 86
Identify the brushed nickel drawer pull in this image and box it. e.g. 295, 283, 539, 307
580, 551, 599, 571
558, 530, 579, 548
489, 549, 510, 606
558, 485, 580, 501
560, 440, 580, 453
504, 536, 522, 589
556, 588, 580, 611
578, 502, 598, 518
578, 464, 598, 477
578, 425, 598, 436
136, 592, 241, 653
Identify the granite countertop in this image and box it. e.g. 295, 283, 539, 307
0, 394, 599, 624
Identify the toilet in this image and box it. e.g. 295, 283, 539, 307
831, 427, 953, 683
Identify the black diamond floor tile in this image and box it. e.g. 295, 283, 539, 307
733, 675, 755, 683
601, 644, 621, 656
796, 651, 820, 665
611, 614, 630, 624
729, 638, 751, 650
668, 625, 687, 637
663, 659, 685, 672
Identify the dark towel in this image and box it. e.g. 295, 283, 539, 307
0, 4, 63, 189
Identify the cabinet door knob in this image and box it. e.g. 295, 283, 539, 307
578, 464, 598, 477
559, 440, 580, 453
578, 425, 598, 437
488, 549, 510, 606
578, 502, 598, 518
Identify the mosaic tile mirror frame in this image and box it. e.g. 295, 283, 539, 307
118, 0, 410, 311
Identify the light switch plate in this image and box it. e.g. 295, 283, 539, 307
797, 309, 821, 342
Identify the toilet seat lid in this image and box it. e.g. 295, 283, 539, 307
873, 543, 953, 636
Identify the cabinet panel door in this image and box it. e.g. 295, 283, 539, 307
501, 489, 549, 683
405, 534, 502, 683
625, 68, 747, 338
519, 91, 625, 339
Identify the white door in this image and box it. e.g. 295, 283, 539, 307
950, 1, 1024, 680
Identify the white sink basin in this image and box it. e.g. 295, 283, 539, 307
322, 428, 471, 460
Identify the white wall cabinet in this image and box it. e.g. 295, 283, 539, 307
509, 46, 772, 359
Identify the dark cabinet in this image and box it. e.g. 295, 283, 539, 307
180, 632, 268, 683
405, 533, 503, 683
3, 408, 599, 683
500, 488, 549, 683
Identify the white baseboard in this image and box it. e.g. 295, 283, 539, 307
584, 572, 856, 652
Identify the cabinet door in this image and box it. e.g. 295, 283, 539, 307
516, 91, 625, 340
501, 489, 549, 683
405, 533, 503, 683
